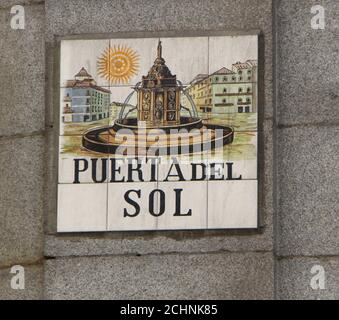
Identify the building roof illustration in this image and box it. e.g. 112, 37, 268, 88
75, 67, 93, 78
212, 67, 235, 75
190, 73, 209, 84
233, 60, 258, 69
185, 60, 257, 91
245, 59, 258, 67
188, 67, 235, 86
66, 67, 111, 94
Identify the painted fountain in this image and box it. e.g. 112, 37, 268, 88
82, 40, 234, 156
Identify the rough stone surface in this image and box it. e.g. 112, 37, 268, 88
45, 252, 274, 300
44, 128, 57, 234
0, 135, 45, 267
277, 126, 339, 256
277, 257, 339, 300
45, 233, 272, 258
275, 0, 339, 300
258, 119, 274, 230
0, 1, 43, 8
277, 0, 339, 126
46, 0, 272, 37
0, 4, 45, 136
0, 264, 43, 300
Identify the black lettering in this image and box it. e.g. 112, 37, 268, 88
110, 158, 125, 183
73, 158, 88, 184
226, 162, 242, 180
191, 163, 206, 181
127, 160, 144, 182
173, 189, 192, 216
164, 162, 185, 181
123, 189, 141, 217
91, 158, 107, 183
147, 158, 158, 182
149, 189, 165, 217
210, 163, 224, 180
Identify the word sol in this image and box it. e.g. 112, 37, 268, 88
124, 188, 192, 217
10, 5, 25, 30
10, 265, 25, 290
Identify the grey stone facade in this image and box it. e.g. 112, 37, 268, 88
0, 0, 337, 300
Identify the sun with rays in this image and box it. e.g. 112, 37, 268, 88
97, 45, 139, 85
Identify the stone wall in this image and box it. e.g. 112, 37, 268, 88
275, 0, 339, 300
0, 0, 337, 300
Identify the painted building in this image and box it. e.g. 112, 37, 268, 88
183, 60, 257, 115
62, 67, 111, 123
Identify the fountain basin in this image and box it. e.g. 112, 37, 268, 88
82, 118, 234, 156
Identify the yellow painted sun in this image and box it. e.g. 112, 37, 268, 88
97, 45, 139, 85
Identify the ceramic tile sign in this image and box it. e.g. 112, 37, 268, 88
57, 34, 258, 232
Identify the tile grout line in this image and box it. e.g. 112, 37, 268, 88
156, 156, 159, 231
272, 0, 280, 300
42, 250, 275, 262
106, 164, 109, 232
106, 39, 111, 232
206, 36, 210, 229
0, 130, 46, 141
